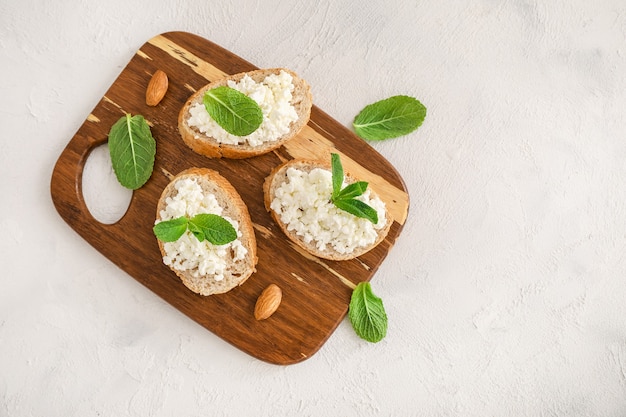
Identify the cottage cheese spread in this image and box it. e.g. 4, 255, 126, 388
156, 178, 248, 281
270, 167, 387, 255
187, 70, 298, 146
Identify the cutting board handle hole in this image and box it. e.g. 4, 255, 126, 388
81, 143, 132, 225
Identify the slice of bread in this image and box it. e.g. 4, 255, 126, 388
155, 168, 257, 295
178, 68, 312, 159
263, 158, 393, 261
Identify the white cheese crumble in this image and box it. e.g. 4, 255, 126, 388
156, 178, 248, 281
269, 167, 387, 255
187, 70, 298, 147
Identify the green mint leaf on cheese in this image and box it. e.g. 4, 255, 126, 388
188, 213, 237, 245
330, 153, 378, 224
336, 181, 368, 200
153, 216, 189, 242
203, 86, 263, 136
108, 114, 156, 189
333, 198, 378, 225
186, 221, 204, 242
331, 153, 344, 198
153, 214, 236, 245
349, 282, 388, 343
353, 95, 426, 141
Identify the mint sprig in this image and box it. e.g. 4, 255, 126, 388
203, 86, 263, 136
152, 216, 188, 242
108, 114, 156, 190
353, 95, 426, 141
330, 153, 378, 224
153, 213, 237, 245
349, 282, 388, 343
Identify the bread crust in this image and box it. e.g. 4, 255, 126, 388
178, 68, 312, 159
156, 168, 257, 295
263, 159, 393, 261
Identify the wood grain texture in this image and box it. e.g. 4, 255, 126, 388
49, 32, 409, 365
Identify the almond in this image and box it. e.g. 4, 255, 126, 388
146, 70, 168, 106
254, 284, 282, 320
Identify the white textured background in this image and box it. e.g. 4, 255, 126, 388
2, 0, 626, 416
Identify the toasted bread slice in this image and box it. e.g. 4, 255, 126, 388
263, 159, 392, 260
155, 168, 257, 295
178, 68, 312, 159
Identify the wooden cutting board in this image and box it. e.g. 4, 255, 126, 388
50, 32, 409, 365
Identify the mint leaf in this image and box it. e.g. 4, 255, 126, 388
153, 214, 237, 245
188, 213, 237, 245
329, 153, 378, 224
336, 181, 368, 200
349, 282, 388, 343
187, 221, 206, 242
331, 153, 343, 198
203, 86, 263, 136
353, 95, 426, 141
108, 114, 156, 189
153, 216, 188, 242
333, 198, 378, 224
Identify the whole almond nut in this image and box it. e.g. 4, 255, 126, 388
146, 70, 168, 106
254, 284, 282, 320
